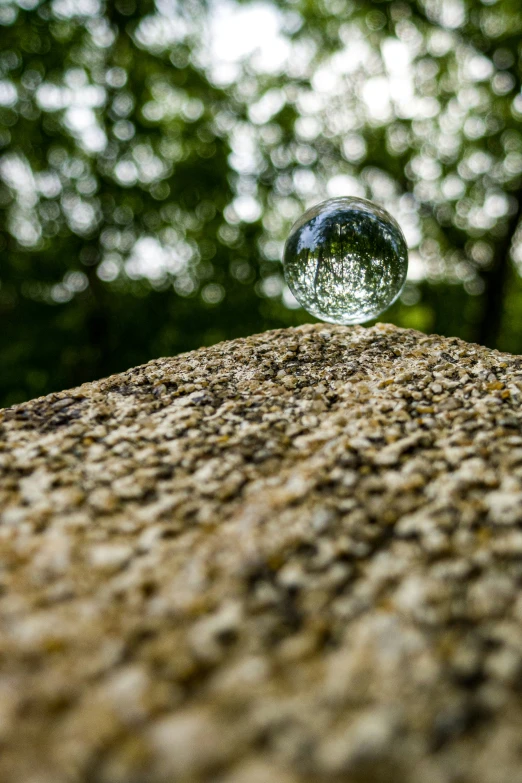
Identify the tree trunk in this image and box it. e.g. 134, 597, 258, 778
477, 192, 522, 348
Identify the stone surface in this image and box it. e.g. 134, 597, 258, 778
1, 323, 522, 783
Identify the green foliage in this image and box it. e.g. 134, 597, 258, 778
0, 0, 521, 406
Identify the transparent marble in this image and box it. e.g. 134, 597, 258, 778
283, 197, 408, 324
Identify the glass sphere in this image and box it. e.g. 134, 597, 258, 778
283, 197, 408, 325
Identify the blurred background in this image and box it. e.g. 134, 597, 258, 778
1, 0, 522, 406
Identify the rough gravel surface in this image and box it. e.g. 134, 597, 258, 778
2, 323, 522, 783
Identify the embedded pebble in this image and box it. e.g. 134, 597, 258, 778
1, 322, 522, 782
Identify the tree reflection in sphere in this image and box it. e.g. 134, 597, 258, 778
283, 197, 408, 325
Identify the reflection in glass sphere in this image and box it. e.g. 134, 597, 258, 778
282, 197, 408, 325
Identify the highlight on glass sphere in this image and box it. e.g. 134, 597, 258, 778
282, 197, 408, 325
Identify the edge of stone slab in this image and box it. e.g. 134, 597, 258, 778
0, 322, 510, 414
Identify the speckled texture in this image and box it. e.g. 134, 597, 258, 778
2, 323, 522, 783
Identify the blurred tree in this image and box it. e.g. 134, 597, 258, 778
245, 0, 522, 346
0, 0, 521, 405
